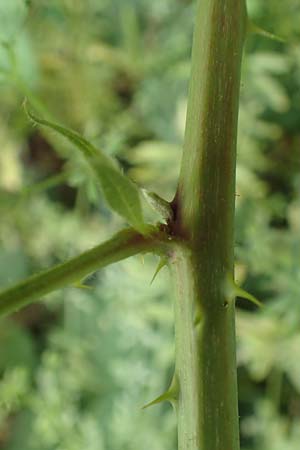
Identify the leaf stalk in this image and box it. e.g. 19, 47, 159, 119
0, 228, 169, 318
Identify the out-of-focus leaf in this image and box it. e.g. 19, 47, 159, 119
0, 249, 29, 286
0, 367, 30, 425
0, 0, 27, 41
0, 320, 36, 371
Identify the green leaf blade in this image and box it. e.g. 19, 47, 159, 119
25, 103, 147, 233
96, 165, 147, 233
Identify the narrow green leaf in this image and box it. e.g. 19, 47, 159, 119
96, 165, 147, 233
24, 102, 147, 233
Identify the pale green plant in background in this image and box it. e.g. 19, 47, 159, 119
0, 0, 300, 449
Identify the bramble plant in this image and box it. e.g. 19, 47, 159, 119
0, 1, 283, 449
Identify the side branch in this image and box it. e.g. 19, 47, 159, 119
0, 228, 167, 317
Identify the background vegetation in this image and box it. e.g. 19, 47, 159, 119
0, 0, 299, 449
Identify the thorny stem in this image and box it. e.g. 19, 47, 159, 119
170, 0, 247, 449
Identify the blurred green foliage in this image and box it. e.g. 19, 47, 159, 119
0, 0, 299, 449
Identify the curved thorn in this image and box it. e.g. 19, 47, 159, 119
248, 21, 286, 43
73, 282, 93, 291
235, 287, 263, 308
142, 374, 179, 410
142, 391, 172, 410
225, 274, 263, 308
150, 257, 168, 285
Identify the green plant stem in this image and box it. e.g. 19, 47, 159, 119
0, 228, 167, 318
171, 0, 247, 449
169, 246, 202, 447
